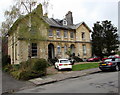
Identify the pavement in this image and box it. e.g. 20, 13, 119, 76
2, 63, 101, 94
29, 68, 100, 86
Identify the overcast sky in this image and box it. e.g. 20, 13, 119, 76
0, 0, 119, 31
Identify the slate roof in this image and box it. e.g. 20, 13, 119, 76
42, 17, 91, 32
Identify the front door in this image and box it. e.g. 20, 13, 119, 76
48, 43, 55, 59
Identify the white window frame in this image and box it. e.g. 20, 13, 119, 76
57, 46, 61, 54
70, 32, 74, 39
56, 30, 60, 38
83, 44, 87, 55
63, 20, 67, 25
48, 29, 53, 37
64, 31, 68, 38
64, 45, 67, 53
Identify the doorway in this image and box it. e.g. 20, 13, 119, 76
48, 43, 55, 59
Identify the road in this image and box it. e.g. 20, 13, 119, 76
16, 71, 119, 93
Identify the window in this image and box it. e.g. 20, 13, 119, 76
64, 31, 68, 38
64, 45, 67, 53
56, 30, 60, 38
57, 46, 61, 54
63, 20, 67, 25
15, 44, 17, 60
31, 43, 37, 57
70, 32, 74, 38
82, 32, 85, 40
83, 44, 87, 55
48, 29, 53, 37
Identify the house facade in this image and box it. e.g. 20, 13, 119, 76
8, 4, 92, 64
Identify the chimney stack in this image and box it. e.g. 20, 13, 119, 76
65, 11, 73, 25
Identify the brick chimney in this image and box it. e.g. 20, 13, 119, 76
65, 11, 73, 25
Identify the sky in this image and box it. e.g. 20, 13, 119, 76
0, 0, 119, 31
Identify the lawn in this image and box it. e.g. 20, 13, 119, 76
72, 63, 99, 71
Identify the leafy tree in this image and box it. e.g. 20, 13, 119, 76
102, 21, 119, 55
92, 21, 104, 58
92, 20, 119, 57
0, 5, 21, 36
1, 0, 50, 37
1, 0, 50, 60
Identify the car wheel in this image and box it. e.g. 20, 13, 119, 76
115, 65, 119, 71
57, 67, 61, 71
69, 68, 72, 71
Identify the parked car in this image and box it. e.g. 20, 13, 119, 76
99, 58, 120, 71
102, 55, 120, 61
54, 59, 72, 70
86, 56, 101, 62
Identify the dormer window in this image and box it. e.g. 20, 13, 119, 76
63, 20, 67, 25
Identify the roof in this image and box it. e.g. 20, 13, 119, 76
42, 17, 76, 30
42, 17, 91, 32
75, 22, 92, 32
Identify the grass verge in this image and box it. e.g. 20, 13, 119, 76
72, 63, 99, 71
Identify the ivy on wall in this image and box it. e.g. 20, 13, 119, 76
8, 4, 49, 42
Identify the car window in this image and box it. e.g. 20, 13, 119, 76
104, 58, 119, 62
60, 60, 69, 63
115, 58, 120, 62
104, 59, 112, 62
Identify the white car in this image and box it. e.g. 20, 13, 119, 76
55, 59, 72, 70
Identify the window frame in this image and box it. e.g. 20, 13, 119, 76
48, 29, 53, 37
64, 45, 67, 53
63, 20, 67, 25
56, 30, 61, 38
57, 45, 61, 54
31, 43, 37, 57
64, 31, 68, 38
83, 44, 87, 55
70, 32, 74, 39
82, 32, 85, 40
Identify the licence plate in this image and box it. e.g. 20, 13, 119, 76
64, 64, 68, 66
102, 64, 106, 65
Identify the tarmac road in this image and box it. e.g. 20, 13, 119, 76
17, 71, 119, 93
2, 71, 36, 93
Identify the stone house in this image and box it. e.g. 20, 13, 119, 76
8, 4, 92, 64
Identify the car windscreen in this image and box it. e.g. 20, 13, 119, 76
104, 59, 112, 62
104, 58, 116, 62
60, 60, 69, 63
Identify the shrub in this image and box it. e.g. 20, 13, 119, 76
11, 70, 42, 80
72, 56, 83, 62
10, 58, 48, 80
3, 64, 13, 72
32, 58, 48, 72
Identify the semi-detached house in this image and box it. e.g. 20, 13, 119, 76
8, 4, 92, 64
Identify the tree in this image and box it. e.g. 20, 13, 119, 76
92, 21, 104, 58
0, 5, 21, 36
102, 21, 119, 55
1, 0, 50, 37
92, 20, 119, 57
1, 0, 50, 59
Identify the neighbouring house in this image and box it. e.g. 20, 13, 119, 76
8, 4, 92, 64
